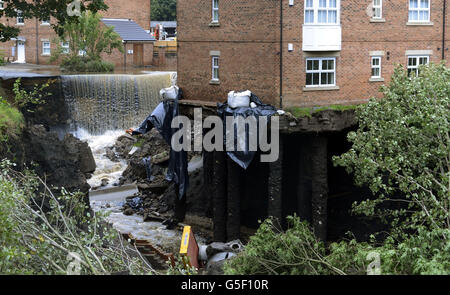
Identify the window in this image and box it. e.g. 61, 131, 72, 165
0, 1, 4, 10
212, 56, 219, 81
305, 0, 339, 24
407, 56, 429, 76
41, 17, 50, 25
409, 0, 430, 22
16, 10, 24, 25
61, 42, 69, 54
371, 56, 382, 78
42, 42, 51, 55
373, 0, 382, 19
306, 57, 336, 87
212, 0, 219, 23
78, 49, 87, 56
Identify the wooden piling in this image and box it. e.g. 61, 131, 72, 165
212, 151, 227, 242
267, 135, 283, 228
311, 135, 328, 242
227, 157, 241, 241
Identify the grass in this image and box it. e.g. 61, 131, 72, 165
0, 99, 24, 144
285, 104, 359, 118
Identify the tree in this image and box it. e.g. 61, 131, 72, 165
51, 11, 123, 72
151, 0, 176, 21
0, 0, 108, 42
334, 63, 449, 235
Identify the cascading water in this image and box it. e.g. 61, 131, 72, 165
61, 72, 175, 188
61, 72, 175, 135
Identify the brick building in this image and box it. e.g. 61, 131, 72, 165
178, 0, 449, 107
0, 0, 153, 67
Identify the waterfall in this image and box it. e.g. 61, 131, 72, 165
61, 72, 175, 134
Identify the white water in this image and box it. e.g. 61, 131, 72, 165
74, 128, 128, 189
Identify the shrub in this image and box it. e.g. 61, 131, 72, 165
0, 160, 154, 275
0, 97, 24, 144
60, 56, 115, 73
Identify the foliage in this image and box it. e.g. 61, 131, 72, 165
50, 11, 123, 72
0, 0, 108, 42
12, 78, 51, 111
0, 97, 24, 145
0, 50, 6, 65
166, 255, 199, 275
333, 63, 449, 234
0, 160, 154, 275
59, 56, 115, 73
151, 0, 177, 21
224, 216, 450, 275
223, 217, 346, 275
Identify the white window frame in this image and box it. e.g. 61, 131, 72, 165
16, 10, 24, 25
212, 0, 219, 23
407, 55, 429, 76
408, 0, 430, 22
78, 49, 87, 57
305, 57, 336, 87
41, 17, 50, 25
304, 0, 340, 25
372, 0, 382, 19
371, 56, 382, 78
0, 1, 5, 10
61, 42, 70, 54
42, 41, 51, 56
211, 56, 219, 81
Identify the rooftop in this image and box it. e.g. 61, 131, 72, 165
101, 19, 155, 42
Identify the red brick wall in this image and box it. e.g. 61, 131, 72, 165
178, 0, 449, 108
177, 0, 281, 105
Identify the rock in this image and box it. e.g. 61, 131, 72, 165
101, 178, 109, 187
105, 147, 119, 162
20, 125, 94, 195
123, 208, 134, 216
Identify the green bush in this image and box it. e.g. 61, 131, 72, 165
60, 56, 115, 73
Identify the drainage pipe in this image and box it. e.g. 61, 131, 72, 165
279, 0, 283, 109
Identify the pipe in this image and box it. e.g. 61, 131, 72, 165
35, 18, 39, 65
443, 0, 446, 61
279, 0, 283, 109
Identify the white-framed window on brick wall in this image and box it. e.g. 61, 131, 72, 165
407, 55, 429, 76
373, 0, 382, 19
16, 10, 24, 25
0, 1, 5, 10
61, 42, 70, 54
42, 41, 51, 55
305, 57, 336, 87
371, 56, 382, 78
409, 0, 430, 22
304, 0, 339, 24
212, 56, 219, 81
212, 0, 219, 23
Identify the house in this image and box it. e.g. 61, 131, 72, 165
0, 0, 153, 67
177, 0, 449, 108
176, 0, 449, 243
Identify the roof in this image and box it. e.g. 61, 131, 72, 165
101, 19, 155, 42
151, 21, 177, 28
